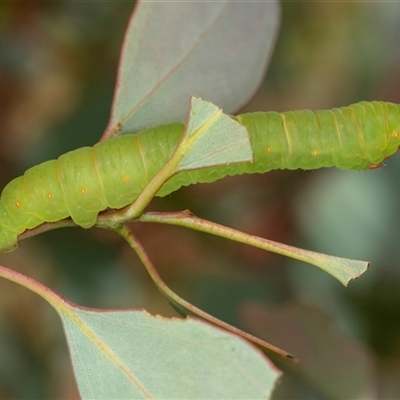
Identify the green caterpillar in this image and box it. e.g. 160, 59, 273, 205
0, 101, 399, 252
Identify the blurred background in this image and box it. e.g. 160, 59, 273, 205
1, 2, 400, 398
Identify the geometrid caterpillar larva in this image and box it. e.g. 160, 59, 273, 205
0, 101, 399, 252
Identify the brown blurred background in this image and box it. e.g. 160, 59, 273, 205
1, 2, 400, 398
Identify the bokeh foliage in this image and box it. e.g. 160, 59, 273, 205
1, 2, 400, 398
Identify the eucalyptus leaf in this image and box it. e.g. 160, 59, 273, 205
177, 96, 253, 171
105, 0, 280, 137
58, 305, 282, 399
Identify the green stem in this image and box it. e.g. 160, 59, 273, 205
111, 152, 182, 222
139, 210, 369, 286
0, 264, 72, 314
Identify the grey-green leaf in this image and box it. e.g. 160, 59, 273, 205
58, 306, 282, 399
177, 97, 253, 171
105, 0, 280, 137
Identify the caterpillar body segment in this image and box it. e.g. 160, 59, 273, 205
0, 123, 184, 251
235, 101, 400, 172
161, 101, 400, 196
0, 101, 399, 252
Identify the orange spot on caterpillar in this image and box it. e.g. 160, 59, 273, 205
15, 201, 21, 207
312, 150, 318, 156
266, 147, 272, 153
81, 189, 86, 195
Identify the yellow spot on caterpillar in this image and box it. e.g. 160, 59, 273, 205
312, 150, 318, 156
47, 193, 52, 199
392, 131, 399, 138
15, 201, 21, 208
81, 189, 86, 195
266, 147, 272, 153
122, 176, 128, 182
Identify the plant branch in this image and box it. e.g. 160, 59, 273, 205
139, 210, 369, 286
114, 223, 297, 362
